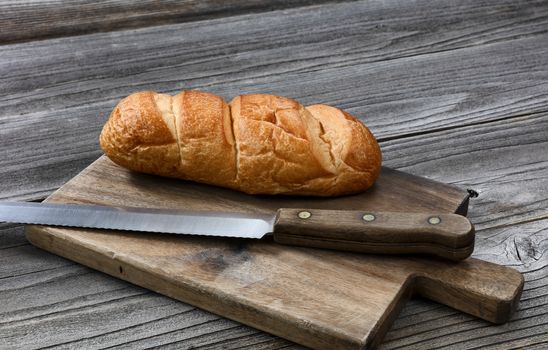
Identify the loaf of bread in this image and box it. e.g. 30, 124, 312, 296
99, 90, 381, 196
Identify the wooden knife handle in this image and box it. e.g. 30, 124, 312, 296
273, 209, 475, 261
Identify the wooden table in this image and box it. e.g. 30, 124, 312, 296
1, 1, 547, 348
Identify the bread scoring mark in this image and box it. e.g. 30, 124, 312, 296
223, 103, 235, 146
227, 103, 240, 183
136, 94, 175, 143
317, 119, 337, 170
152, 92, 182, 173
170, 94, 184, 173
301, 107, 337, 175
306, 104, 349, 169
171, 91, 186, 175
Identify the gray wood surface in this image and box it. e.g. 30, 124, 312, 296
1, 0, 547, 201
1, 0, 547, 348
383, 112, 548, 230
0, 0, 336, 44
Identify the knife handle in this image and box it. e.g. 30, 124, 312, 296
272, 209, 475, 261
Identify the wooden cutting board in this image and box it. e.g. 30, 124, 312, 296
25, 156, 523, 350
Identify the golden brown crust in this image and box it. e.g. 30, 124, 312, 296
305, 105, 382, 195
100, 91, 382, 196
229, 94, 336, 195
173, 90, 237, 188
99, 91, 181, 177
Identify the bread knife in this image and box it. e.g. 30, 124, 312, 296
0, 201, 474, 260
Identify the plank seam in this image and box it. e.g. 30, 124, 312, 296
377, 110, 548, 143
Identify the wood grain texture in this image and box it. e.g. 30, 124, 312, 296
0, 223, 27, 249
0, 242, 297, 349
382, 112, 548, 230
381, 219, 548, 350
273, 209, 474, 260
1, 0, 547, 348
21, 156, 522, 349
0, 0, 338, 44
1, 0, 547, 201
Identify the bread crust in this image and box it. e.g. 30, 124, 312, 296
173, 90, 237, 188
100, 91, 382, 196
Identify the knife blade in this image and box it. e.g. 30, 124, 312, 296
0, 201, 474, 260
0, 201, 273, 238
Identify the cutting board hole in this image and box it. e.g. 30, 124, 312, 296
119, 266, 124, 274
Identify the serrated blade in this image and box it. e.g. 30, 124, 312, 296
0, 202, 276, 239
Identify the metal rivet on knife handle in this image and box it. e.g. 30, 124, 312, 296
362, 213, 376, 222
428, 216, 441, 225
298, 211, 311, 219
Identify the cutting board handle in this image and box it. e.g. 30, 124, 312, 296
413, 258, 524, 323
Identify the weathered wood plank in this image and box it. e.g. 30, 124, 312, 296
381, 112, 548, 230
1, 0, 547, 200
0, 223, 27, 249
1, 292, 211, 349
3, 0, 546, 115
0, 0, 338, 44
0, 244, 72, 280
